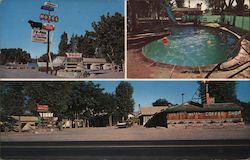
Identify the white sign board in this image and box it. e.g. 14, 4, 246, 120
44, 2, 58, 8
32, 28, 48, 43
39, 112, 54, 118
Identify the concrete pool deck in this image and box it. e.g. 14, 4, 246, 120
127, 23, 250, 79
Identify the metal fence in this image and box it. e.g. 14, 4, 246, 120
182, 15, 250, 31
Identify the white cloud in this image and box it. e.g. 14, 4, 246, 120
0, 0, 3, 5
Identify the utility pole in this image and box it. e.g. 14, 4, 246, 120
181, 93, 184, 104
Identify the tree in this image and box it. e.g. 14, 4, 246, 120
127, 0, 184, 32
152, 98, 172, 106
38, 52, 56, 62
204, 0, 235, 14
77, 31, 96, 58
239, 101, 250, 124
0, 48, 31, 65
198, 81, 237, 104
97, 92, 117, 126
25, 82, 71, 120
0, 82, 26, 132
58, 32, 69, 56
115, 82, 134, 121
236, 0, 245, 15
0, 82, 25, 116
92, 12, 124, 68
175, 0, 185, 8
68, 34, 79, 53
66, 82, 105, 127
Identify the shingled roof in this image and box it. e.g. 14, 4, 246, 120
165, 102, 242, 113
139, 106, 169, 116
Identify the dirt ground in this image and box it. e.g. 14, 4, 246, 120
1, 125, 250, 142
0, 66, 58, 79
0, 66, 124, 79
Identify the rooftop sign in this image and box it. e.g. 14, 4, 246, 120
36, 105, 49, 112
66, 53, 83, 58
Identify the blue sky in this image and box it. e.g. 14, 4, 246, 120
94, 81, 250, 112
0, 0, 124, 58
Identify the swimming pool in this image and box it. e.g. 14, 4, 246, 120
143, 26, 239, 66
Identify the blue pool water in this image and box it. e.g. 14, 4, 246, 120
144, 26, 239, 66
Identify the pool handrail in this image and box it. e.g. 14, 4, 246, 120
205, 33, 250, 78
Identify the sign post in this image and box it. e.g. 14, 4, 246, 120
36, 104, 49, 128
28, 1, 58, 74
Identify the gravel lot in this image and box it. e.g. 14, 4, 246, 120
0, 66, 124, 79
1, 125, 250, 142
0, 66, 57, 79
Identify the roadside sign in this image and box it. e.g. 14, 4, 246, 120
36, 105, 49, 111
28, 20, 43, 29
41, 5, 54, 12
39, 112, 53, 118
40, 13, 58, 22
32, 28, 48, 43
43, 23, 55, 31
44, 2, 58, 8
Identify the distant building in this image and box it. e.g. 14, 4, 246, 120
64, 53, 112, 72
173, 8, 203, 18
26, 63, 39, 70
82, 58, 108, 70
173, 3, 203, 18
145, 102, 244, 128
52, 56, 66, 68
65, 53, 83, 72
138, 106, 169, 126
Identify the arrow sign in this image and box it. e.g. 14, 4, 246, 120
28, 20, 43, 29
44, 2, 58, 8
41, 5, 54, 11
43, 24, 55, 31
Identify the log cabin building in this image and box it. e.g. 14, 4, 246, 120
145, 102, 244, 128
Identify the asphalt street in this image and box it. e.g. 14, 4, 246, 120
1, 139, 250, 160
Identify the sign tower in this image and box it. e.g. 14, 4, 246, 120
28, 1, 59, 73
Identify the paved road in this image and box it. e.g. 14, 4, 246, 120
1, 139, 250, 160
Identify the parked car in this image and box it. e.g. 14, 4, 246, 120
116, 120, 133, 128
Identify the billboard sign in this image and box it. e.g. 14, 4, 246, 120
36, 105, 49, 112
32, 28, 48, 43
44, 2, 58, 8
66, 53, 83, 58
41, 5, 54, 12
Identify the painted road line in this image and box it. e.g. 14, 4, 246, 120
2, 144, 250, 149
